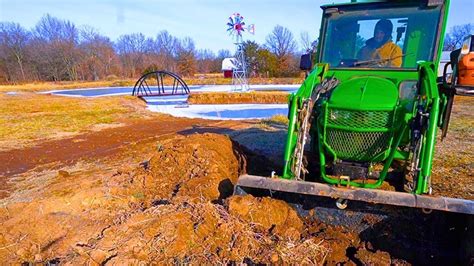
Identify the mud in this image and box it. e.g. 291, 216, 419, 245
0, 117, 213, 178
0, 117, 252, 199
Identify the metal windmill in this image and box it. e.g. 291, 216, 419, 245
226, 13, 255, 91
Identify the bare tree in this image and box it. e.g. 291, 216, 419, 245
115, 33, 148, 77
265, 25, 297, 58
0, 22, 31, 82
265, 25, 298, 76
78, 26, 119, 80
300, 31, 319, 54
31, 14, 81, 81
154, 30, 179, 71
444, 23, 474, 51
1, 15, 319, 82
217, 49, 231, 59
300, 31, 312, 53
155, 30, 177, 56
196, 49, 216, 73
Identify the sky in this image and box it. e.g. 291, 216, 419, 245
1, 0, 473, 53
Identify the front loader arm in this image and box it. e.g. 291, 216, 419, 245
282, 64, 329, 179
416, 62, 441, 194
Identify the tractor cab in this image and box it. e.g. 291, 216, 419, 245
298, 0, 449, 118
318, 1, 444, 70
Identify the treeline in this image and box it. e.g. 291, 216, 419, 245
3, 14, 467, 84
443, 23, 474, 51
0, 15, 314, 83
0, 15, 227, 83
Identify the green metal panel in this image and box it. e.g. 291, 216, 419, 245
328, 76, 399, 110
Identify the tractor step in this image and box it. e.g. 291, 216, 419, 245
235, 174, 474, 215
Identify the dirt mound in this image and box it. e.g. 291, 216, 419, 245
0, 133, 330, 264
108, 133, 245, 205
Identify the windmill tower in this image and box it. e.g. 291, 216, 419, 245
226, 13, 255, 91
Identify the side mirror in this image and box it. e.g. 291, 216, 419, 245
442, 48, 461, 87
300, 53, 312, 71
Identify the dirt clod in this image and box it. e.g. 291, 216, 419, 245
355, 248, 392, 265
228, 195, 304, 241
57, 170, 70, 178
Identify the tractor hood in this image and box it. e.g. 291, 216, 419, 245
328, 76, 399, 110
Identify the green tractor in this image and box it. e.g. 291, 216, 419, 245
236, 0, 473, 214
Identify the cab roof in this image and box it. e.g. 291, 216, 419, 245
321, 0, 447, 10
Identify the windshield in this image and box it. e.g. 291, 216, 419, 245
320, 5, 443, 69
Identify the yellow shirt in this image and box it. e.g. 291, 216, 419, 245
372, 41, 403, 67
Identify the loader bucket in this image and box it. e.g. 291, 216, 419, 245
234, 175, 474, 263
235, 175, 474, 216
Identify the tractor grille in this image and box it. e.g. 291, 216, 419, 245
325, 109, 394, 161
328, 109, 392, 129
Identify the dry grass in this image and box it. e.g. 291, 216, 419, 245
0, 76, 304, 93
188, 91, 290, 104
0, 93, 153, 150
263, 114, 289, 125
0, 80, 136, 93
431, 96, 474, 199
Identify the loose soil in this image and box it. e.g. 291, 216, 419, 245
0, 133, 332, 264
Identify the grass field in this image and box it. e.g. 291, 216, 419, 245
0, 93, 156, 151
0, 76, 303, 151
0, 80, 135, 93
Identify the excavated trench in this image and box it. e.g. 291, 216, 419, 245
0, 132, 472, 264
